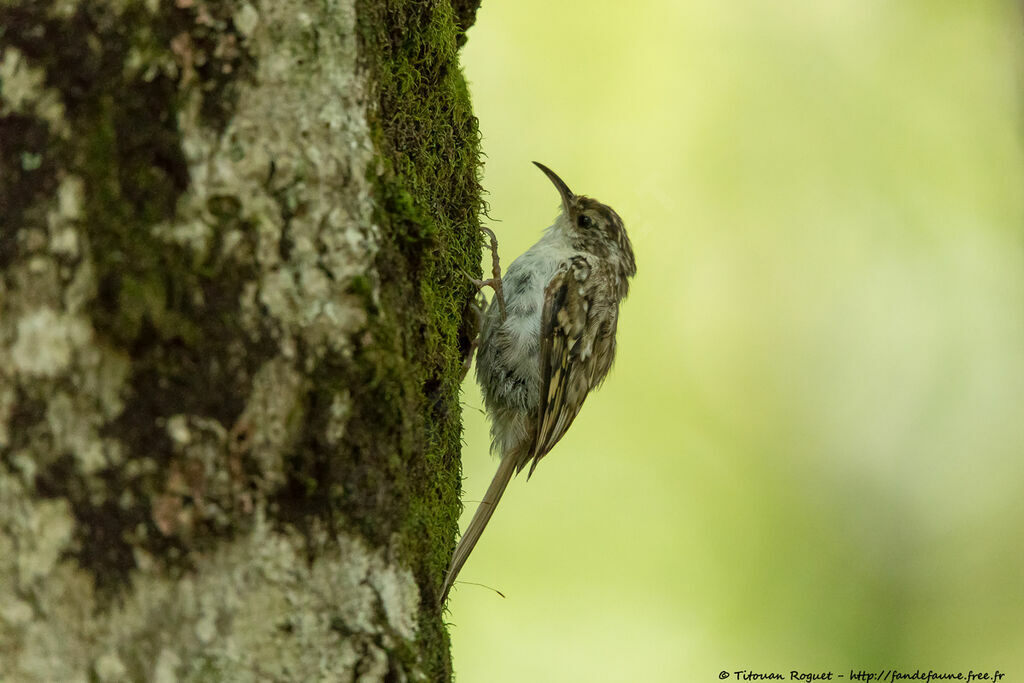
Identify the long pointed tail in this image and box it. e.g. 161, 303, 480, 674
440, 454, 518, 603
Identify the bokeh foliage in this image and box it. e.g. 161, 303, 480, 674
451, 1, 1024, 680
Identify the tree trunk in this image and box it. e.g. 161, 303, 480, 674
0, 0, 481, 679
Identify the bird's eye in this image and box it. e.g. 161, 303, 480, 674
577, 214, 594, 229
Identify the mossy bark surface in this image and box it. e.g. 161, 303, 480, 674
0, 0, 481, 679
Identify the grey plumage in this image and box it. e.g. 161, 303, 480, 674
441, 163, 635, 603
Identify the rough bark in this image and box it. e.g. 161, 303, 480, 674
0, 0, 481, 680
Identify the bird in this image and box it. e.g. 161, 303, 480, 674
441, 162, 636, 603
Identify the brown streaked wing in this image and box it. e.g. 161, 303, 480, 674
526, 257, 598, 477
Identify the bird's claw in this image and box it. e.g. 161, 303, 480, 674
459, 226, 506, 380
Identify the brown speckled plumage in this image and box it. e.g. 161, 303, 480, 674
441, 163, 635, 603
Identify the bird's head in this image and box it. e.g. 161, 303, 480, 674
534, 161, 636, 280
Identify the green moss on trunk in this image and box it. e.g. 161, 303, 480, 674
351, 0, 484, 672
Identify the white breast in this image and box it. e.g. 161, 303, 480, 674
502, 235, 575, 352
484, 230, 575, 402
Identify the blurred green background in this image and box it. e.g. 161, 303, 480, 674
451, 1, 1024, 680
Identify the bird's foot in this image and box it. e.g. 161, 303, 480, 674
458, 226, 506, 379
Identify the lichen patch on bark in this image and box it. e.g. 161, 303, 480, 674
0, 45, 71, 137
0, 480, 421, 682
174, 0, 378, 359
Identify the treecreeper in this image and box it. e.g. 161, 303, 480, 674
442, 162, 636, 602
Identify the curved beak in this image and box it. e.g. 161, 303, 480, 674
533, 161, 575, 215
